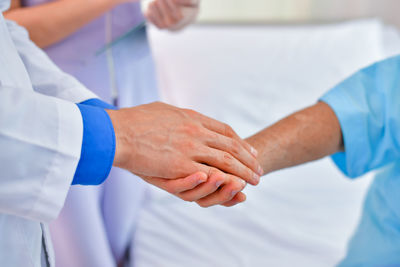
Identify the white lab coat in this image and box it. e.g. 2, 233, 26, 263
0, 0, 97, 265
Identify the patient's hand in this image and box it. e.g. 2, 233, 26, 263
141, 170, 247, 207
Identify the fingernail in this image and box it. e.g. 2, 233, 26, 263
231, 190, 239, 197
258, 166, 264, 176
241, 179, 247, 188
215, 180, 223, 187
250, 146, 258, 157
253, 173, 260, 184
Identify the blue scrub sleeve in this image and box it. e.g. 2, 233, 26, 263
320, 55, 400, 178
72, 100, 116, 185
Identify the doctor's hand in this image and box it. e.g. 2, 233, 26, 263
107, 101, 262, 185
143, 0, 199, 31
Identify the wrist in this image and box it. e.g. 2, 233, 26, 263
246, 134, 277, 175
106, 109, 130, 169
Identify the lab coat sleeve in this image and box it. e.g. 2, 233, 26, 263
0, 85, 83, 223
5, 19, 97, 103
320, 55, 400, 178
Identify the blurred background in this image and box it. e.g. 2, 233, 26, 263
198, 0, 400, 26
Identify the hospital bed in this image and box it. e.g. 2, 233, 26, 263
129, 6, 400, 267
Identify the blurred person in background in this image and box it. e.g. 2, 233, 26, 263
3, 1, 216, 266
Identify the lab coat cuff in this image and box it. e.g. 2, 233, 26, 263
320, 89, 370, 178
73, 104, 116, 185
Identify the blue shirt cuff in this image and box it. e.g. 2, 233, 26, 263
320, 91, 361, 178
320, 82, 374, 179
73, 103, 116, 185
80, 98, 117, 110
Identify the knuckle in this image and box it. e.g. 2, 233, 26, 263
249, 158, 258, 170
208, 169, 224, 184
213, 177, 224, 188
247, 168, 256, 181
207, 168, 218, 179
181, 139, 196, 151
230, 140, 241, 155
224, 124, 235, 137
223, 152, 233, 161
222, 152, 234, 168
181, 123, 201, 136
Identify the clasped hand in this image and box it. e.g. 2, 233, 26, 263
107, 102, 263, 207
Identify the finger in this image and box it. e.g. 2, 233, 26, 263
184, 109, 259, 159
196, 174, 247, 208
157, 0, 175, 26
174, 0, 199, 7
221, 192, 247, 207
206, 132, 263, 177
148, 2, 166, 28
145, 4, 160, 28
195, 148, 260, 185
177, 168, 226, 201
142, 172, 207, 195
165, 0, 183, 21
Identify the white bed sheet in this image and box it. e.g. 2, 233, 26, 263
132, 20, 400, 267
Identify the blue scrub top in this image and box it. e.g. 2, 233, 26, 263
321, 55, 400, 266
23, 0, 159, 107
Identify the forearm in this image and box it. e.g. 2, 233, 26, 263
246, 101, 343, 175
4, 0, 118, 48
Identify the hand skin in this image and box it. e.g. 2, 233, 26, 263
141, 172, 248, 208
106, 102, 263, 207
4, 0, 136, 48
185, 101, 343, 208
144, 0, 199, 30
246, 101, 343, 176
